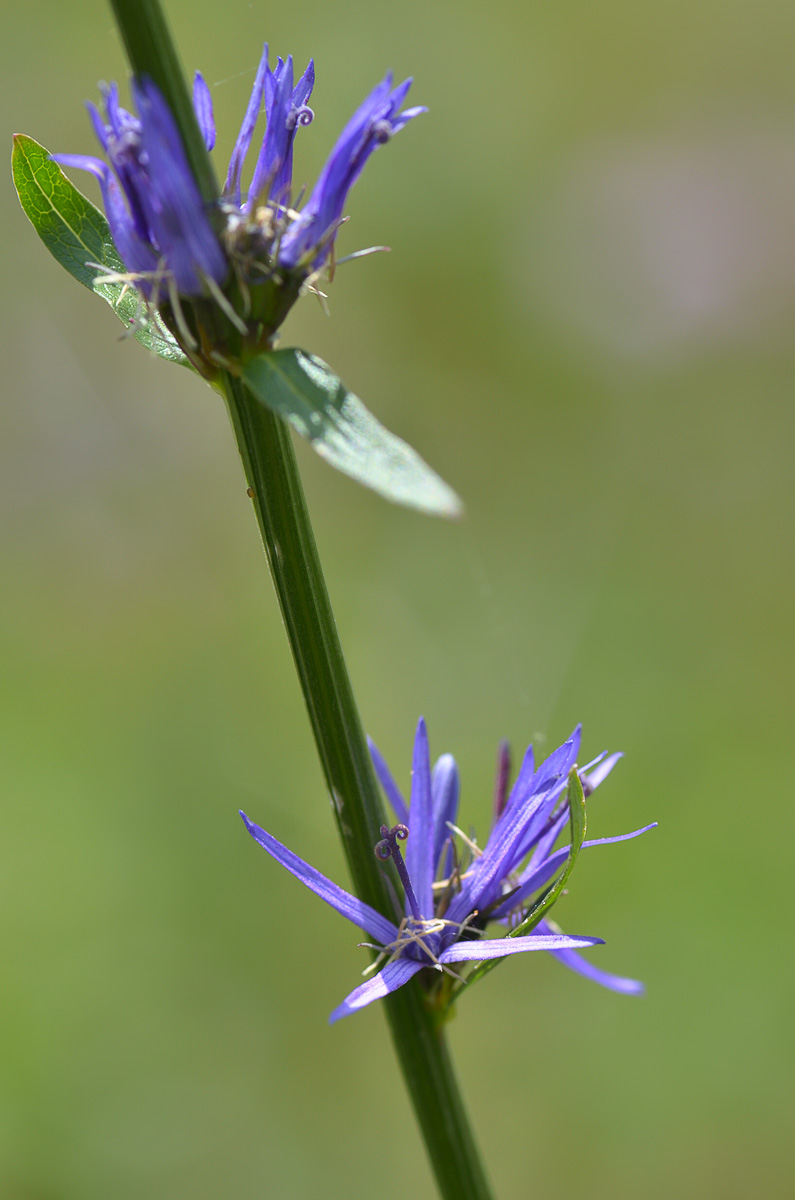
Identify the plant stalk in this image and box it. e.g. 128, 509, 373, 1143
222, 374, 494, 1200
106, 0, 495, 1193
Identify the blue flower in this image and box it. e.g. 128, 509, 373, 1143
219, 48, 317, 218
276, 72, 426, 271
54, 79, 227, 299
241, 720, 655, 1022
54, 44, 423, 324
215, 45, 424, 275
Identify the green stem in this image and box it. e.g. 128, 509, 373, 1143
223, 374, 494, 1200
106, 0, 494, 1193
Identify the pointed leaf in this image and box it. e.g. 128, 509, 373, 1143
455, 768, 588, 1000
241, 348, 463, 518
12, 134, 188, 366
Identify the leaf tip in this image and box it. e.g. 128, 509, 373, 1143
440, 491, 465, 521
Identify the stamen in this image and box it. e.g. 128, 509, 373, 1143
445, 821, 482, 858
231, 261, 253, 319
89, 259, 192, 359
166, 276, 198, 350
382, 916, 463, 978
374, 823, 422, 920
357, 908, 480, 980
306, 283, 331, 316
202, 272, 248, 334
433, 833, 476, 918
333, 246, 391, 267
300, 213, 350, 269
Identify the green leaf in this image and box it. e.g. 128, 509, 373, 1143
455, 768, 588, 1000
241, 348, 463, 518
12, 133, 188, 366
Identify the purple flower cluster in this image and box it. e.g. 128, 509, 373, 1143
242, 720, 655, 1022
55, 45, 424, 310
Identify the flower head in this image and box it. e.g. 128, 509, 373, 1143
242, 720, 655, 1022
53, 45, 424, 371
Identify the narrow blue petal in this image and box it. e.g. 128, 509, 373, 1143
444, 731, 584, 925
490, 822, 659, 920
393, 104, 428, 124
525, 820, 659, 879
431, 754, 460, 877
278, 73, 420, 270
368, 736, 409, 825
516, 808, 569, 881
498, 727, 587, 873
497, 731, 577, 847
510, 746, 625, 873
320, 75, 417, 203
536, 919, 644, 994
531, 725, 582, 795
498, 743, 535, 825
328, 958, 425, 1023
51, 152, 107, 176
193, 71, 216, 152
583, 751, 623, 790
583, 822, 658, 846
438, 932, 604, 963
240, 811, 398, 946
273, 58, 315, 206
405, 717, 434, 918
579, 750, 607, 773
244, 54, 315, 212
292, 58, 315, 108
52, 156, 159, 283
224, 43, 269, 203
387, 76, 413, 111
103, 83, 131, 137
133, 79, 227, 293
247, 53, 295, 210
85, 101, 109, 150
96, 171, 160, 282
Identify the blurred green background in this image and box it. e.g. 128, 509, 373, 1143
3, 1, 794, 1197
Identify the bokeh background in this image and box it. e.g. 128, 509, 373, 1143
3, 1, 794, 1197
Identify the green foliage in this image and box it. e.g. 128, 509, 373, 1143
12, 134, 188, 365
242, 348, 463, 517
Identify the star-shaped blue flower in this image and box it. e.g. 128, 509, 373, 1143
242, 720, 655, 1022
